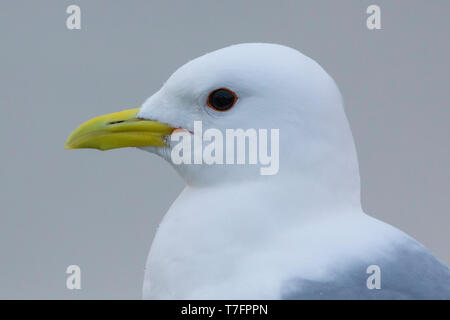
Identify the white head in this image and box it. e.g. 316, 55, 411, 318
66, 43, 361, 209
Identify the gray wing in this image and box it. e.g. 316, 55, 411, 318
281, 238, 450, 300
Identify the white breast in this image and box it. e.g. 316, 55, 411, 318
142, 183, 404, 299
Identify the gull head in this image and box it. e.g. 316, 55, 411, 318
65, 43, 360, 204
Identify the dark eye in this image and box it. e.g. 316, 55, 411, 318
207, 88, 237, 111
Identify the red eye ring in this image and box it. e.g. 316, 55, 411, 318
206, 88, 238, 112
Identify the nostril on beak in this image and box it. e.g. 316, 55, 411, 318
107, 120, 125, 125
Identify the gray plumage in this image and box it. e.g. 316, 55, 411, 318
282, 238, 450, 300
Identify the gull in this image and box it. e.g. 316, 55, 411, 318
65, 43, 450, 299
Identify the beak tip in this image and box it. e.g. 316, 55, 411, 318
64, 139, 75, 150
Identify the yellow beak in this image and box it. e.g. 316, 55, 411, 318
65, 108, 174, 151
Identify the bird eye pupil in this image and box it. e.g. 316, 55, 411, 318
207, 88, 237, 111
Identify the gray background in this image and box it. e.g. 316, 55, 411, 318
0, 0, 448, 299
